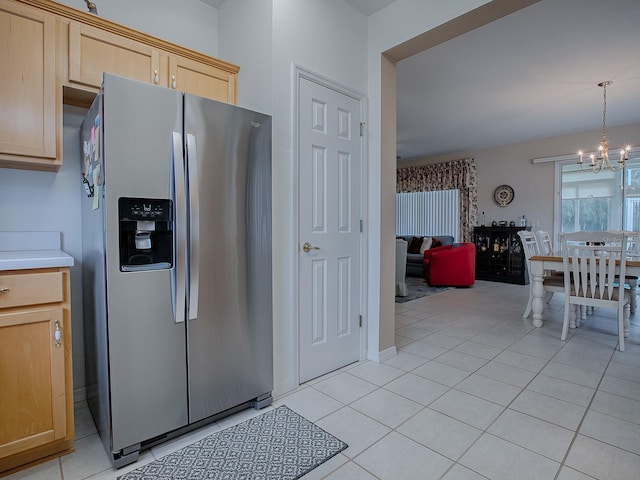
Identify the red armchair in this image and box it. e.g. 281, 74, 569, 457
423, 243, 476, 287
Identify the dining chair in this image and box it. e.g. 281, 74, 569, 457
561, 231, 630, 351
518, 230, 564, 319
536, 229, 566, 280
535, 230, 564, 303
606, 230, 639, 314
535, 230, 554, 254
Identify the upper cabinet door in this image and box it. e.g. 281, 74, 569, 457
0, 0, 58, 165
68, 22, 160, 90
168, 54, 237, 104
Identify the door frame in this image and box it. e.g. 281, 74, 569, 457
293, 64, 369, 385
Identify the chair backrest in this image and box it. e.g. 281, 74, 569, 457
518, 230, 540, 262
518, 230, 540, 283
561, 231, 627, 304
627, 232, 640, 254
606, 230, 640, 255
536, 230, 554, 255
395, 238, 408, 278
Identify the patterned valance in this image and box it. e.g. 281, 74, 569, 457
396, 158, 478, 242
396, 158, 477, 193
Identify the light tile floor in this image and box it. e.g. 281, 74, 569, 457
6, 280, 640, 479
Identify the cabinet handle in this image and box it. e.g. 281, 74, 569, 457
171, 75, 177, 89
54, 320, 62, 348
153, 70, 159, 84
0, 287, 9, 294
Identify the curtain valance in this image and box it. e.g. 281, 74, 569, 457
396, 158, 478, 242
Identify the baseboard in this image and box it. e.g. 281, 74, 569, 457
367, 345, 397, 363
73, 386, 87, 405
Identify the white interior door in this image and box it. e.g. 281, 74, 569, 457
298, 76, 363, 383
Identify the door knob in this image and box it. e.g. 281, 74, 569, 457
302, 242, 320, 253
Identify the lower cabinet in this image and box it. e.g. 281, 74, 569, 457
0, 268, 73, 475
474, 226, 529, 284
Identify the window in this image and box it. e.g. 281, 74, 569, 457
557, 148, 640, 237
396, 189, 459, 239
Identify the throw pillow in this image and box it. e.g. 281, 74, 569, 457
431, 238, 443, 249
407, 236, 423, 254
419, 236, 433, 254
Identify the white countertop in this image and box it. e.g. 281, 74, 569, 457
0, 250, 74, 271
0, 232, 74, 271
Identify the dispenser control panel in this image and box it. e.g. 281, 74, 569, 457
118, 197, 173, 272
120, 198, 171, 222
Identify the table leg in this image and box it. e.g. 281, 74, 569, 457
628, 278, 637, 314
531, 271, 545, 328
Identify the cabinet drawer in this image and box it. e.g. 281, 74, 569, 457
0, 272, 63, 309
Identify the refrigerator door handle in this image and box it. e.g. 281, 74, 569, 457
186, 133, 199, 321
172, 131, 187, 324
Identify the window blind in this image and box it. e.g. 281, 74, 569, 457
396, 189, 459, 240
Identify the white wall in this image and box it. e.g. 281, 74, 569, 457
0, 106, 86, 391
218, 0, 273, 114
267, 0, 368, 395
3, 0, 574, 401
0, 0, 221, 397
219, 0, 373, 396
399, 122, 640, 239
365, 0, 491, 357
56, 0, 219, 56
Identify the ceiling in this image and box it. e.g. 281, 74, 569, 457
396, 0, 640, 160
199, 0, 639, 162
199, 0, 396, 16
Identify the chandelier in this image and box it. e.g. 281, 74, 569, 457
578, 80, 630, 173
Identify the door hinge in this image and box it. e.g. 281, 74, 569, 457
360, 219, 363, 233
360, 122, 365, 137
359, 315, 363, 327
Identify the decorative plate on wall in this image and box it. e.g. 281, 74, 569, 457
493, 184, 514, 206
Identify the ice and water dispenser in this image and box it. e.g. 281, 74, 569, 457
118, 198, 173, 271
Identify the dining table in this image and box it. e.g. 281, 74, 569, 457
528, 252, 640, 328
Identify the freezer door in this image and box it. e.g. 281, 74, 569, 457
100, 74, 188, 452
184, 95, 273, 423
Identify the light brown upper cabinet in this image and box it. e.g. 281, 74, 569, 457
67, 21, 160, 91
66, 23, 238, 104
1, 0, 239, 172
0, 0, 61, 171
167, 54, 237, 104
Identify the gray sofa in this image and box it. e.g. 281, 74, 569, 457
397, 235, 455, 277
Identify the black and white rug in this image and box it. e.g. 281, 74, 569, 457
117, 405, 348, 480
395, 276, 451, 303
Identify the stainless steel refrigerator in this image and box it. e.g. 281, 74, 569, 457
80, 74, 272, 468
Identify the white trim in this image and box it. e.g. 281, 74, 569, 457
532, 153, 578, 164
293, 64, 369, 384
533, 144, 640, 164
74, 386, 87, 404
368, 345, 397, 363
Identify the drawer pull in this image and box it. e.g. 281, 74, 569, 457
0, 287, 9, 294
172, 75, 177, 89
54, 320, 62, 348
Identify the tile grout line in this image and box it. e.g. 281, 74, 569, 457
551, 343, 616, 480
395, 308, 620, 476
